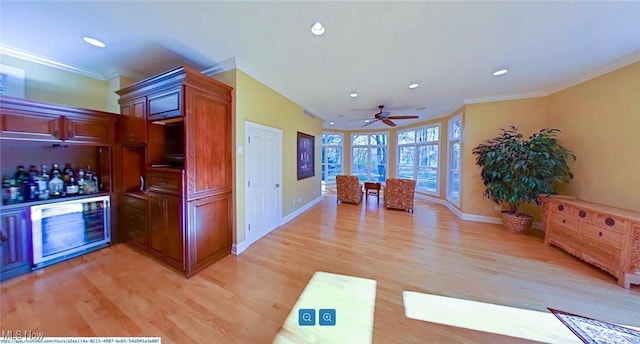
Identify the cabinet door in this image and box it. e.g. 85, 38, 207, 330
120, 195, 148, 250
64, 116, 116, 144
121, 98, 147, 144
184, 87, 232, 198
1, 112, 62, 141
0, 208, 31, 280
148, 193, 166, 257
148, 87, 182, 121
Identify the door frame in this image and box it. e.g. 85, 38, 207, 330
244, 120, 283, 246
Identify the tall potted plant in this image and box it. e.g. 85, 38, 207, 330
472, 126, 576, 233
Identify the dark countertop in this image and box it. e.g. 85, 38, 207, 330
1, 192, 111, 211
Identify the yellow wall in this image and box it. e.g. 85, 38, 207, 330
1, 54, 110, 112
234, 70, 323, 244
107, 75, 137, 112
547, 61, 640, 212
462, 98, 548, 220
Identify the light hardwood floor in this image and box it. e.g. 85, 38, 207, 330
2, 196, 639, 343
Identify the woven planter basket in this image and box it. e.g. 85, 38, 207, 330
501, 211, 533, 234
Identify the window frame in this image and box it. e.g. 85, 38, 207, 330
396, 124, 441, 195
446, 114, 462, 206
350, 132, 388, 182
321, 132, 344, 184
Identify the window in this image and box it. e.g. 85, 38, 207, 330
321, 133, 343, 183
397, 125, 440, 194
447, 114, 462, 205
351, 133, 388, 182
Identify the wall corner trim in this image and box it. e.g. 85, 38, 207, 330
232, 240, 250, 255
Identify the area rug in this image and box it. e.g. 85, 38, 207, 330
548, 308, 640, 344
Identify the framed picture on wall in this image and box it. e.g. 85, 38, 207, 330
0, 64, 25, 98
297, 132, 315, 180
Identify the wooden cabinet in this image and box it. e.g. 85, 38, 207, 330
540, 196, 640, 288
0, 207, 31, 281
0, 96, 118, 145
116, 66, 233, 278
121, 98, 147, 144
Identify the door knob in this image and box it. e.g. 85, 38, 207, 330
276, 184, 280, 188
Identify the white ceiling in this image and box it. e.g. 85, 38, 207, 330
1, 1, 639, 130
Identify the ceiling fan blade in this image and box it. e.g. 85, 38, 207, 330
387, 115, 419, 120
380, 111, 391, 117
361, 119, 380, 128
382, 119, 397, 127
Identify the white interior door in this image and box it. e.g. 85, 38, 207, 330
245, 121, 282, 246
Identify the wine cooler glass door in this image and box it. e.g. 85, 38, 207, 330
31, 195, 111, 268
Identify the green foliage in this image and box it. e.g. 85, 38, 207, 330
472, 126, 576, 215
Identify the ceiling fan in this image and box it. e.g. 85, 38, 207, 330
358, 105, 419, 127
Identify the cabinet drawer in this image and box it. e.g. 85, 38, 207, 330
569, 207, 594, 222
583, 223, 623, 248
120, 194, 148, 210
594, 214, 627, 233
550, 214, 578, 232
148, 171, 182, 195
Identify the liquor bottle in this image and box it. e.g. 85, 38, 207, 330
51, 163, 62, 176
39, 165, 50, 200
76, 168, 85, 194
86, 165, 100, 193
48, 170, 65, 197
25, 165, 40, 201
14, 165, 28, 201
63, 163, 74, 183
65, 176, 79, 195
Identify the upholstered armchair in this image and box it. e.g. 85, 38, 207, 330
336, 175, 363, 204
384, 178, 417, 213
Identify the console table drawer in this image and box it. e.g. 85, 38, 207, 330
551, 214, 578, 232
583, 223, 623, 248
569, 207, 593, 221
595, 214, 627, 233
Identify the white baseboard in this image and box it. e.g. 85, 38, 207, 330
232, 196, 324, 256
414, 193, 544, 231
281, 196, 323, 225
232, 240, 250, 255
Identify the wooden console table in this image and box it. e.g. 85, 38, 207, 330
364, 182, 381, 203
539, 195, 640, 288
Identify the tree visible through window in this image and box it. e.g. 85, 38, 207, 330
397, 125, 440, 193
351, 133, 387, 182
321, 133, 343, 183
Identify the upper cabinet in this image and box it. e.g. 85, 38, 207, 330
120, 97, 147, 145
0, 96, 119, 145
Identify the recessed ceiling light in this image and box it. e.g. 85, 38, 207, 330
82, 36, 106, 48
365, 120, 370, 123
416, 106, 427, 111
350, 92, 358, 98
329, 122, 335, 125
408, 83, 419, 89
311, 22, 325, 36
493, 69, 508, 76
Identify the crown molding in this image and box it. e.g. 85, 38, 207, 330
202, 56, 237, 76
545, 50, 640, 95
464, 90, 548, 105
0, 44, 106, 80
104, 67, 146, 81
